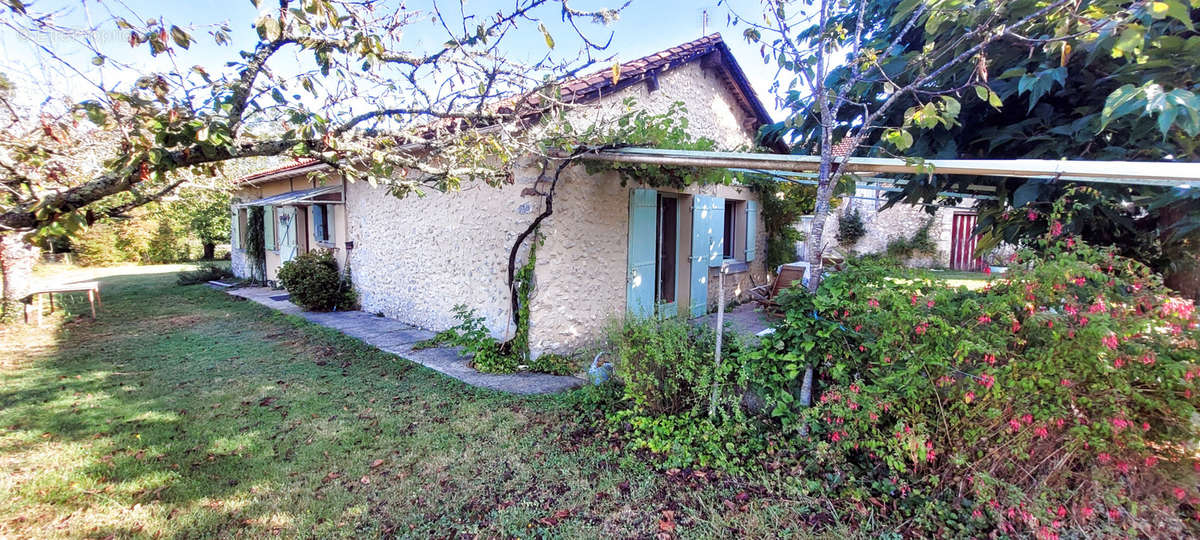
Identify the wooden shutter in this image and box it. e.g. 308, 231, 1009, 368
708, 197, 725, 267
230, 206, 240, 250
313, 205, 326, 242
689, 196, 712, 317
263, 206, 276, 251
626, 189, 657, 318
745, 200, 758, 262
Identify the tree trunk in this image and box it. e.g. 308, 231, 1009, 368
202, 242, 216, 260
1, 234, 39, 324
1165, 248, 1200, 302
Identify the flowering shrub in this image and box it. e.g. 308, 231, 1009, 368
741, 233, 1200, 536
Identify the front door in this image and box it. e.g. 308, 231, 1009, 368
655, 194, 679, 318
278, 206, 299, 263
949, 212, 982, 271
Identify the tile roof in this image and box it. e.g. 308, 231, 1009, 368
234, 158, 324, 186
235, 33, 777, 184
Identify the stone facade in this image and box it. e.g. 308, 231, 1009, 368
229, 37, 772, 357
797, 187, 980, 269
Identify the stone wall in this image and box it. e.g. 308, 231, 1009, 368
343, 57, 767, 356
796, 188, 979, 269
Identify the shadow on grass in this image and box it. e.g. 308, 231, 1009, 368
2, 267, 698, 539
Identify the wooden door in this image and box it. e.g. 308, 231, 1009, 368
949, 213, 982, 271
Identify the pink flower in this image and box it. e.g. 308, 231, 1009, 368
1050, 221, 1063, 236
1034, 426, 1049, 438
1074, 277, 1086, 286
1098, 453, 1111, 464
979, 373, 995, 389
1145, 456, 1158, 467
910, 295, 919, 306
1009, 418, 1022, 431
1101, 333, 1119, 350
831, 431, 842, 442
984, 354, 997, 366
1011, 319, 1021, 333
1115, 461, 1131, 473
1081, 506, 1094, 519
1028, 209, 1037, 221
1176, 488, 1188, 500
867, 298, 880, 308
1022, 414, 1033, 425
927, 300, 935, 308
1056, 505, 1068, 519
1060, 379, 1072, 387
964, 391, 976, 404
849, 384, 860, 393
915, 322, 929, 335
983, 265, 992, 275
1141, 353, 1155, 366
1108, 507, 1121, 521
1113, 357, 1125, 368
978, 314, 992, 324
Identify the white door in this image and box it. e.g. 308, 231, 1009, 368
278, 206, 299, 263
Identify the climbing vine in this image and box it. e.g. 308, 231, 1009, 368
510, 234, 539, 362
743, 174, 823, 270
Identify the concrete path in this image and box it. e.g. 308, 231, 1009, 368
698, 302, 775, 337
225, 287, 583, 395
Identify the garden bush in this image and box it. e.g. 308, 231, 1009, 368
275, 249, 356, 311
737, 234, 1200, 536
836, 207, 866, 246
598, 217, 1199, 535
604, 317, 753, 468
176, 263, 232, 286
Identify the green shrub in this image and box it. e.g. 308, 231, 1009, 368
529, 353, 576, 376
176, 263, 232, 286
604, 317, 752, 468
835, 207, 866, 246
275, 250, 356, 311
884, 219, 936, 258
740, 238, 1200, 536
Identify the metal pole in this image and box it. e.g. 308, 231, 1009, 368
709, 262, 727, 418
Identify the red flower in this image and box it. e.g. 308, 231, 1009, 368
964, 391, 975, 404
979, 373, 995, 389
1011, 319, 1021, 333
867, 298, 880, 308
978, 314, 992, 324
1176, 488, 1188, 500
915, 322, 929, 335
983, 265, 992, 275
1101, 333, 1119, 350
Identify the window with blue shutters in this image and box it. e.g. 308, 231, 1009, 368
745, 200, 758, 262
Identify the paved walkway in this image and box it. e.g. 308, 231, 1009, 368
698, 302, 775, 337
225, 287, 583, 395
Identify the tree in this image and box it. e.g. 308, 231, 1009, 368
837, 1, 1200, 298
0, 0, 628, 321
729, 0, 1155, 406
169, 186, 231, 260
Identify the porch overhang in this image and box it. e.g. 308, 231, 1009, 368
238, 185, 344, 207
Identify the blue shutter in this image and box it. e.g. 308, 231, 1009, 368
627, 189, 657, 319
230, 206, 240, 250
745, 200, 758, 262
708, 197, 725, 267
263, 206, 276, 251
313, 205, 326, 242
689, 196, 713, 317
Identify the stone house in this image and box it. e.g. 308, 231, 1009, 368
229, 34, 776, 357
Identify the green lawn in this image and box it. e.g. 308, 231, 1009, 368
0, 265, 829, 539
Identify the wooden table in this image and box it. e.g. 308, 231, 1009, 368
23, 281, 101, 324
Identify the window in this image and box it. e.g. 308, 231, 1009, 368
313, 204, 332, 243
656, 194, 678, 305
723, 199, 743, 259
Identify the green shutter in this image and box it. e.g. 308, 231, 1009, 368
745, 200, 757, 262
627, 189, 658, 318
708, 197, 725, 267
230, 206, 239, 250
263, 206, 276, 251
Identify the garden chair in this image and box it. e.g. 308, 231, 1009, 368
749, 263, 809, 314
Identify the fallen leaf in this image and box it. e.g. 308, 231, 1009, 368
359, 476, 370, 485
322, 472, 340, 483
370, 459, 384, 468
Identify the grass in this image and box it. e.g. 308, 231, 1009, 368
0, 264, 834, 539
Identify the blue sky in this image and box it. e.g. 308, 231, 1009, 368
0, 0, 789, 119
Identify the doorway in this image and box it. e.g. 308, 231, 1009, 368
656, 194, 679, 317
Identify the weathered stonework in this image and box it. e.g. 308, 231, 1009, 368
229, 42, 771, 358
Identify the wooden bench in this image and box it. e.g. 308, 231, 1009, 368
22, 281, 101, 325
